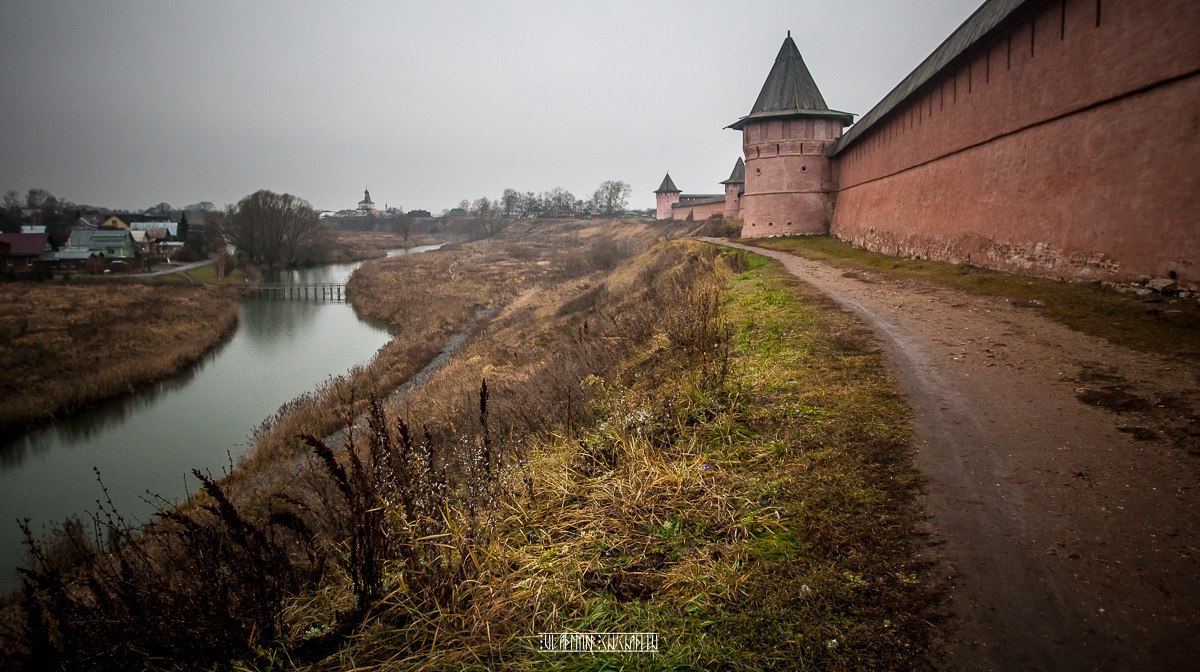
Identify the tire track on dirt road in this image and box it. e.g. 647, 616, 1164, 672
705, 239, 1200, 671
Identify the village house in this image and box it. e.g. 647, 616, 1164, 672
0, 232, 53, 273
59, 228, 136, 267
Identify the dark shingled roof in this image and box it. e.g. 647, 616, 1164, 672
721, 157, 745, 184
728, 33, 854, 130
675, 195, 725, 207
655, 173, 680, 193
831, 0, 1028, 155
0, 233, 49, 257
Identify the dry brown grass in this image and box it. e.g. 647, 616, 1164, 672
230, 221, 665, 478
320, 231, 448, 264
0, 283, 238, 436
5, 225, 932, 670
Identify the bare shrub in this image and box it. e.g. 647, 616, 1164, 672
13, 470, 320, 669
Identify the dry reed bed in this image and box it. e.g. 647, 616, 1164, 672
0, 283, 238, 437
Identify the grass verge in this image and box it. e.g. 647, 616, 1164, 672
748, 236, 1200, 358
296, 245, 933, 670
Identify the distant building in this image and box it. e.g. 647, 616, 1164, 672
128, 220, 178, 237
654, 158, 745, 222
0, 233, 52, 272
63, 229, 135, 259
357, 189, 379, 216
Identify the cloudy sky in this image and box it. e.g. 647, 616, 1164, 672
0, 0, 982, 213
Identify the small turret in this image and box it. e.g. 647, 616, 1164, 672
721, 158, 745, 220
654, 173, 682, 221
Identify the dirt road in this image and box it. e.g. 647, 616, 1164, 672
707, 240, 1200, 671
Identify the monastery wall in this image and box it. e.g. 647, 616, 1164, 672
830, 0, 1200, 285
673, 201, 726, 222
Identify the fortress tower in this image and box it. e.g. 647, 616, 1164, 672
729, 33, 853, 237
721, 157, 745, 220
654, 173, 681, 220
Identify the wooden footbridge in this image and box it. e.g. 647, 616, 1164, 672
247, 283, 348, 302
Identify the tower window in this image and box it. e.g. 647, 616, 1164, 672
801, 165, 808, 173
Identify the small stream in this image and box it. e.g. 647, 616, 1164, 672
0, 244, 441, 593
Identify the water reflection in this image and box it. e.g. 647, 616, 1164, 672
0, 256, 402, 592
0, 337, 222, 467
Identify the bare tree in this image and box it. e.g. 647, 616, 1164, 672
501, 188, 521, 217
521, 191, 540, 218
224, 190, 327, 269
547, 187, 575, 218
591, 180, 632, 218
1, 190, 21, 233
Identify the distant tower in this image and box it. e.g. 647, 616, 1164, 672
654, 173, 681, 220
357, 188, 379, 215
721, 157, 745, 220
728, 32, 853, 237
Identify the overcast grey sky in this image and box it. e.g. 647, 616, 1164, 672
0, 0, 982, 213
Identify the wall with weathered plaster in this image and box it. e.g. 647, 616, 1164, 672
723, 183, 742, 220
741, 117, 844, 237
672, 200, 726, 221
656, 191, 680, 220
830, 0, 1200, 285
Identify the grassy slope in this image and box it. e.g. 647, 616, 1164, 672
301, 246, 932, 670
749, 236, 1200, 359
4, 233, 933, 669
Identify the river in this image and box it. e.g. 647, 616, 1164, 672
0, 245, 440, 593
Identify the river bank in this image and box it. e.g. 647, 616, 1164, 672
4, 223, 938, 669
0, 283, 239, 438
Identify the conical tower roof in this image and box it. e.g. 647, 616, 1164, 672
727, 33, 853, 130
655, 173, 680, 193
721, 158, 745, 184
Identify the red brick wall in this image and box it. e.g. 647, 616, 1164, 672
672, 200, 725, 221
831, 0, 1200, 285
656, 191, 680, 220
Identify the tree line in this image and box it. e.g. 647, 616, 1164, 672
448, 179, 633, 220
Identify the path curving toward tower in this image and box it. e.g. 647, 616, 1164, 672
704, 239, 1200, 671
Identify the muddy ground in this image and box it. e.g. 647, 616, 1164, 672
709, 240, 1200, 671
